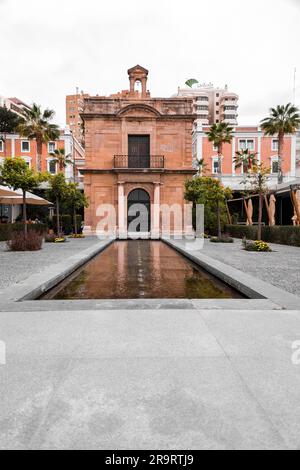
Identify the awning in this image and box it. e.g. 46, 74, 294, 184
0, 185, 19, 198
0, 188, 52, 206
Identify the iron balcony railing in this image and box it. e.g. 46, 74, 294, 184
114, 155, 165, 169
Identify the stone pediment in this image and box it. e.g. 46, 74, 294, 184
117, 104, 161, 118
127, 65, 149, 75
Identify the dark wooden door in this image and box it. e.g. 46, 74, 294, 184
127, 189, 151, 232
128, 135, 150, 168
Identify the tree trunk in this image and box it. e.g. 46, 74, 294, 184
36, 139, 43, 172
278, 132, 284, 184
258, 193, 263, 241
3, 133, 7, 158
217, 199, 222, 239
74, 208, 78, 236
56, 197, 60, 236
23, 190, 27, 238
217, 144, 223, 176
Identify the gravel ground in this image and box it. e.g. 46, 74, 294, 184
0, 237, 101, 290
202, 239, 300, 298
0, 237, 299, 298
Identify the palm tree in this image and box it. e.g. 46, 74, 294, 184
197, 158, 208, 176
261, 103, 300, 183
206, 123, 234, 238
234, 149, 258, 173
17, 103, 60, 172
206, 122, 234, 175
50, 148, 72, 173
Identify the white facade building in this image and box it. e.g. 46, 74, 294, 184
175, 83, 239, 126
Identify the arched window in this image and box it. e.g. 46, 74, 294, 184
134, 80, 142, 92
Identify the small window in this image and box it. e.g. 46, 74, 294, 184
21, 140, 30, 152
212, 157, 219, 174
48, 142, 56, 153
239, 139, 254, 151
271, 157, 279, 174
272, 139, 279, 151
0, 140, 3, 152
48, 160, 57, 175
213, 144, 218, 152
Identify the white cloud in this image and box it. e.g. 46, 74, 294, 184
0, 0, 299, 126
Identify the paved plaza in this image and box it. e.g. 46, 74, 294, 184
0, 238, 300, 449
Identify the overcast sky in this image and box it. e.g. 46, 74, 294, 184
0, 0, 299, 127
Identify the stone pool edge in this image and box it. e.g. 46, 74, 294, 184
0, 238, 113, 303
163, 238, 299, 310
0, 237, 297, 311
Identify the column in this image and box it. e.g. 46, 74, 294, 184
151, 183, 160, 239
118, 182, 127, 239
184, 202, 195, 238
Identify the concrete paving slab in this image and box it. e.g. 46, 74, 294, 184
1, 307, 299, 449
0, 309, 224, 358
0, 356, 287, 450
230, 357, 300, 449
199, 309, 300, 359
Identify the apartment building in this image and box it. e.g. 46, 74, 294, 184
66, 90, 89, 144
0, 96, 31, 118
0, 128, 85, 187
193, 123, 297, 190
176, 83, 239, 126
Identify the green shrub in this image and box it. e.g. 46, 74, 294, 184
210, 236, 234, 243
6, 231, 44, 251
0, 223, 47, 242
225, 225, 300, 247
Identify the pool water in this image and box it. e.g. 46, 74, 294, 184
41, 241, 244, 300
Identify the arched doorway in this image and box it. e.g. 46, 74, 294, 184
127, 189, 151, 233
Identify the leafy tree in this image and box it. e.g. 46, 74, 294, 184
243, 164, 270, 241
234, 149, 258, 173
49, 148, 72, 173
0, 157, 47, 236
261, 103, 300, 183
0, 107, 23, 156
206, 122, 234, 174
185, 176, 232, 238
46, 173, 68, 235
17, 103, 60, 172
66, 183, 89, 235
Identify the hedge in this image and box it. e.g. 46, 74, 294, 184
47, 214, 83, 234
0, 223, 47, 242
225, 225, 300, 247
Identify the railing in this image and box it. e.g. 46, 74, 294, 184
114, 155, 165, 169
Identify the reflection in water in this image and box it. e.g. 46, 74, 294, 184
43, 241, 243, 300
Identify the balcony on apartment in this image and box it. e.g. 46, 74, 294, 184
114, 155, 165, 170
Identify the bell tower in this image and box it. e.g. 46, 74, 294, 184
128, 65, 149, 98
